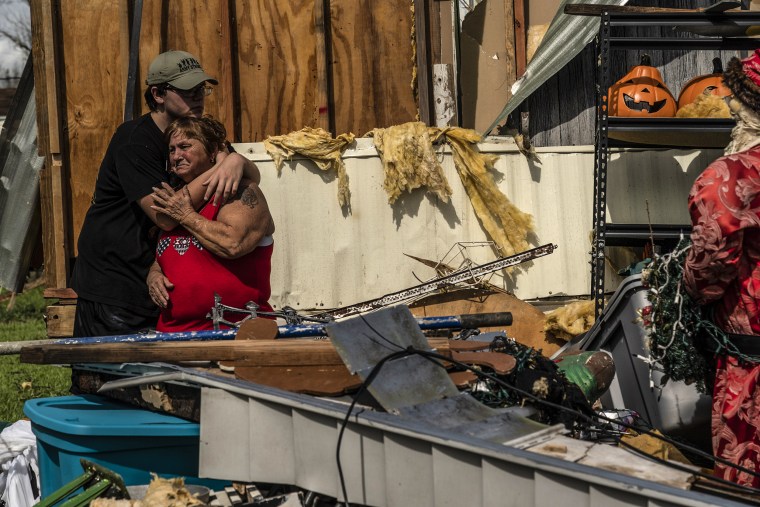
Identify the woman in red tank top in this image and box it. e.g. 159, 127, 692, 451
146, 116, 275, 331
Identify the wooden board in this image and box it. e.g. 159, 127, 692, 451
31, 0, 69, 288
20, 337, 451, 365
46, 304, 75, 338
329, 0, 418, 135
235, 0, 321, 141
59, 1, 129, 255
164, 1, 236, 137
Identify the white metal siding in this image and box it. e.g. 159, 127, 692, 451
197, 383, 734, 507
235, 140, 722, 309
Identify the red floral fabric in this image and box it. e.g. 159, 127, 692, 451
683, 145, 760, 485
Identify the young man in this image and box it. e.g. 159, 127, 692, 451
71, 50, 257, 337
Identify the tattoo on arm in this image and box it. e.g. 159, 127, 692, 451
240, 187, 260, 209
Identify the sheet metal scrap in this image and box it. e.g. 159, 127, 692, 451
326, 305, 566, 447
320, 243, 557, 321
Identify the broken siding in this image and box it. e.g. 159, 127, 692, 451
235, 140, 719, 310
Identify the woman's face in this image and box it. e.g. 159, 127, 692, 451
168, 132, 215, 183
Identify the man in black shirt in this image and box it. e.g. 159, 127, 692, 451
71, 50, 257, 337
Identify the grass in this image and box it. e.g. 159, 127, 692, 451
0, 285, 71, 422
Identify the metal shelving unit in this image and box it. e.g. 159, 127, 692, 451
591, 10, 760, 317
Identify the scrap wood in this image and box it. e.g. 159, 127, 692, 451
19, 338, 452, 366
263, 127, 356, 207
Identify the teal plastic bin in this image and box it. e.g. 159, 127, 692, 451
24, 394, 223, 498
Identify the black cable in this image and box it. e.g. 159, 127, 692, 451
416, 347, 760, 485
335, 347, 416, 507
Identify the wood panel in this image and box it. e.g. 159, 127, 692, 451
59, 0, 129, 254
31, 0, 69, 288
136, 0, 164, 117
235, 0, 320, 141
163, 1, 235, 138
329, 0, 418, 136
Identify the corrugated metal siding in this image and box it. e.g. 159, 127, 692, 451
236, 139, 722, 310
0, 59, 43, 292
195, 380, 736, 507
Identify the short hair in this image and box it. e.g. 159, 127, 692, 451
144, 84, 169, 112
164, 116, 227, 156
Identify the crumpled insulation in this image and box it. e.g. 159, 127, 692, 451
264, 127, 356, 207
90, 475, 203, 507
371, 122, 452, 204
543, 300, 596, 342
372, 121, 534, 257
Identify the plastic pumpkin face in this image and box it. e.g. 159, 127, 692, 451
608, 55, 677, 117
677, 58, 732, 110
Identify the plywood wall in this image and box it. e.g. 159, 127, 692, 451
32, 0, 424, 288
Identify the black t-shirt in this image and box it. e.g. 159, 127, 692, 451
71, 114, 169, 315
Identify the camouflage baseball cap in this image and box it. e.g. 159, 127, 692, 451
145, 50, 218, 89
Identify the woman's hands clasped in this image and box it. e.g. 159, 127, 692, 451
151, 182, 195, 224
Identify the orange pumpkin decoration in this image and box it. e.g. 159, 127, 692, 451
677, 58, 732, 110
608, 54, 677, 117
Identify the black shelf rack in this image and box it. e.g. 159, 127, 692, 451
591, 10, 760, 317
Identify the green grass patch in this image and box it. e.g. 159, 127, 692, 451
0, 286, 71, 422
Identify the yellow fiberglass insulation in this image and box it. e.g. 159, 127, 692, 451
433, 126, 535, 257
371, 122, 452, 204
372, 122, 534, 257
543, 300, 596, 342
264, 127, 356, 207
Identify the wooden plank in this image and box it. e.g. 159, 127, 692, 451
43, 288, 77, 299
59, 0, 127, 255
330, 0, 417, 135
414, 0, 433, 125
20, 338, 452, 365
235, 0, 320, 141
165, 1, 235, 136
514, 0, 527, 77
137, 0, 163, 117
31, 0, 69, 288
46, 304, 75, 337
314, 0, 332, 132
48, 156, 69, 287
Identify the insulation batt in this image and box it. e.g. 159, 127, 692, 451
543, 300, 596, 342
373, 122, 535, 258
264, 127, 356, 207
263, 122, 535, 258
676, 92, 731, 118
90, 475, 204, 507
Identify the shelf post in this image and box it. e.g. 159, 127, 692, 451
591, 11, 611, 318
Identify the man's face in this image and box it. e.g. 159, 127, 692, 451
155, 83, 209, 120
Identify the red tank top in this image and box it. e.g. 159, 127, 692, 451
156, 200, 273, 331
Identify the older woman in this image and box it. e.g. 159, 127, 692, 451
148, 116, 275, 331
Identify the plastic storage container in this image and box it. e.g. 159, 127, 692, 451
24, 394, 220, 498
578, 275, 712, 445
